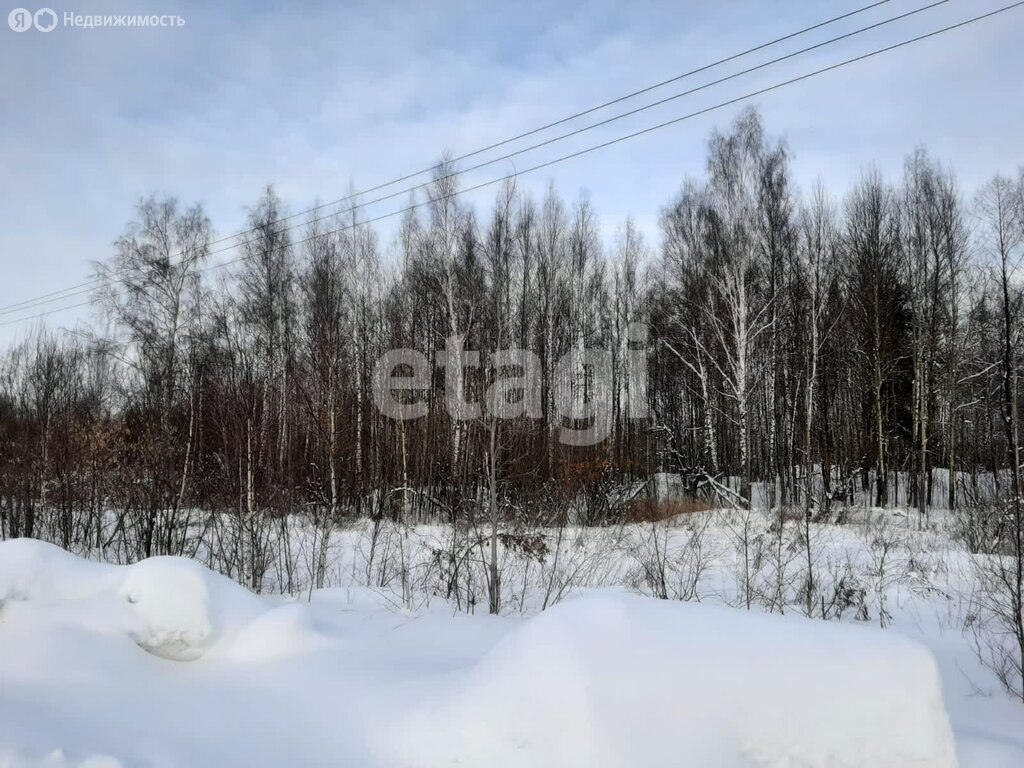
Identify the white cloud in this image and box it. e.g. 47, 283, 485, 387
1, 0, 1022, 341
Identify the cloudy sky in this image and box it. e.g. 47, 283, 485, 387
1, 0, 1021, 342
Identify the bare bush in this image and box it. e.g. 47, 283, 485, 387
968, 551, 1024, 701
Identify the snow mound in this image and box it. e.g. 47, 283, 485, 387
224, 603, 329, 663
384, 593, 957, 768
0, 539, 263, 661
0, 542, 961, 767
116, 556, 264, 660
0, 538, 118, 604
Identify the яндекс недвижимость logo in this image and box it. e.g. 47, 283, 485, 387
7, 7, 57, 32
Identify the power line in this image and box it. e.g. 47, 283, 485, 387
8, 0, 951, 322
0, 300, 94, 329
3, 0, 1021, 329
192, 0, 954, 272
0, 0, 897, 318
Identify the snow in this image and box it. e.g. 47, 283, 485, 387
117, 556, 264, 660
0, 538, 967, 768
0, 539, 265, 661
383, 594, 956, 768
223, 602, 328, 663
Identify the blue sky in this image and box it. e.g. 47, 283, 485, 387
1, 0, 1022, 341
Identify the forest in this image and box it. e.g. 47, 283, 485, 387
1, 108, 1023, 615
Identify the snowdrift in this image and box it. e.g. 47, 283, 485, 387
384, 593, 958, 768
0, 539, 321, 663
0, 540, 958, 767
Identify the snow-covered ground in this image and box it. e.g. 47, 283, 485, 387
1, 508, 1022, 767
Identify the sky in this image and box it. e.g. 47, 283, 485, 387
0, 0, 1022, 343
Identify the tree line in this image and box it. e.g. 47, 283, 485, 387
1, 107, 1023, 569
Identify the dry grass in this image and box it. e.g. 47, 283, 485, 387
622, 497, 716, 524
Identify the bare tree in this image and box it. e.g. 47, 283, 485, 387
972, 174, 1024, 699
94, 194, 210, 558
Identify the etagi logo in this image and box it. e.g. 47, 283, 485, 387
8, 7, 57, 32
371, 325, 650, 447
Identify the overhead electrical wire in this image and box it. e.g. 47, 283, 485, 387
0, 0, 902, 319
4, 0, 1021, 329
